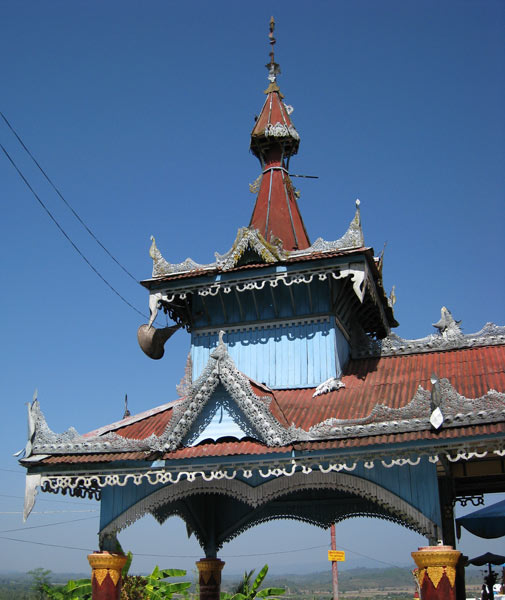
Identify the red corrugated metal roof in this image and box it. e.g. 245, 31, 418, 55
38, 345, 505, 465
39, 421, 505, 464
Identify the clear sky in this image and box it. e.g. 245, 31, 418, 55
1, 0, 504, 577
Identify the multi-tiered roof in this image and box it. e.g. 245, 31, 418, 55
19, 19, 505, 554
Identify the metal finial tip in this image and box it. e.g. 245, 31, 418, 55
355, 198, 360, 207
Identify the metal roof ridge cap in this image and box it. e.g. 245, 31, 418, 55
84, 399, 182, 437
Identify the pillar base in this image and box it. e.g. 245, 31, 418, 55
196, 558, 225, 600
87, 552, 127, 600
412, 545, 461, 600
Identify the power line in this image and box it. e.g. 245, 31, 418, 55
0, 533, 401, 566
0, 535, 94, 553
0, 515, 97, 534
0, 142, 149, 321
0, 110, 138, 283
0, 510, 98, 515
0, 492, 94, 506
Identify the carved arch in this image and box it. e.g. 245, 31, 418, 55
99, 471, 439, 548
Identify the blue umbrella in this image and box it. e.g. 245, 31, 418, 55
456, 500, 505, 540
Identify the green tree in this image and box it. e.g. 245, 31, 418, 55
41, 552, 191, 600
42, 579, 92, 600
28, 568, 52, 600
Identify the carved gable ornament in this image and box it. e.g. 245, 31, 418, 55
163, 331, 291, 449
214, 227, 288, 271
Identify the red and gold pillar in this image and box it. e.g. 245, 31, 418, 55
411, 545, 461, 600
196, 558, 225, 600
87, 552, 127, 600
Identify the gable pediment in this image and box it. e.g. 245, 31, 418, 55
183, 383, 262, 445
163, 332, 291, 451
214, 227, 289, 271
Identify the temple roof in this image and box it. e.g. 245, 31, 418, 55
25, 334, 505, 465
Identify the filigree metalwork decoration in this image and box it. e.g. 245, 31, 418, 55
298, 379, 505, 441
264, 122, 300, 140
249, 173, 263, 193
352, 308, 505, 358
26, 399, 158, 456
24, 371, 505, 458
148, 200, 366, 280
433, 306, 462, 338
176, 353, 193, 398
291, 199, 364, 256
214, 227, 289, 271
454, 495, 484, 507
149, 236, 213, 278
159, 331, 291, 450
313, 377, 345, 397
98, 470, 438, 543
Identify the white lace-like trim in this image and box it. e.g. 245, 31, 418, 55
97, 471, 438, 542
264, 122, 300, 140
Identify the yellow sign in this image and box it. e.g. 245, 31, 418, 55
328, 550, 346, 562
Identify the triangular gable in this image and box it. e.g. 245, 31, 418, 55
184, 385, 258, 445
163, 332, 291, 450
214, 227, 289, 271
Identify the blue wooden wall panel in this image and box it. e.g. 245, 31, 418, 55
100, 456, 441, 532
353, 458, 441, 526
193, 279, 331, 328
191, 319, 348, 388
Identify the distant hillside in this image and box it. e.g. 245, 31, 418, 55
0, 564, 489, 600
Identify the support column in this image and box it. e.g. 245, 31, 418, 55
87, 552, 127, 600
411, 545, 461, 600
196, 558, 225, 600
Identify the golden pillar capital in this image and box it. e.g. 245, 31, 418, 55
87, 552, 127, 600
411, 545, 460, 600
196, 558, 225, 600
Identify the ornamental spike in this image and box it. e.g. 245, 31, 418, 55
266, 16, 280, 83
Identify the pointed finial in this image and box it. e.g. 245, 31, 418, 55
266, 16, 280, 83
123, 393, 131, 419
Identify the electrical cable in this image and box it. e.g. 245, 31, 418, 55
0, 492, 93, 505
0, 515, 97, 534
0, 111, 138, 283
0, 509, 98, 515
1, 142, 149, 321
0, 533, 401, 566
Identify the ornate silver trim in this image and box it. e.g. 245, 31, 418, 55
149, 236, 214, 278
147, 262, 369, 327
214, 227, 289, 271
161, 331, 291, 450
290, 200, 364, 256
353, 307, 505, 358
264, 122, 300, 140
313, 377, 345, 397
24, 373, 505, 457
27, 400, 158, 456
99, 471, 438, 543
148, 202, 365, 279
298, 379, 505, 441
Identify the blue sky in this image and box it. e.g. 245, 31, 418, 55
1, 0, 504, 577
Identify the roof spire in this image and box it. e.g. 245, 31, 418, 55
248, 18, 310, 251
267, 16, 280, 83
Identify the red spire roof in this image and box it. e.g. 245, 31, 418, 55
248, 18, 310, 251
